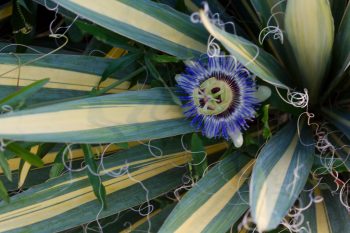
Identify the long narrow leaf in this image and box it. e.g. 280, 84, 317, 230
6, 143, 44, 168
81, 144, 107, 209
199, 10, 291, 89
51, 0, 208, 58
0, 88, 193, 143
159, 153, 253, 233
0, 78, 49, 107
285, 0, 334, 101
301, 186, 350, 233
329, 2, 350, 92
322, 108, 350, 140
250, 121, 314, 231
0, 141, 225, 232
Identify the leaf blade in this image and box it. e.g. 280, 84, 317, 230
250, 121, 314, 231
0, 141, 225, 232
199, 10, 291, 89
51, 0, 208, 58
159, 154, 253, 233
6, 143, 44, 168
0, 88, 194, 143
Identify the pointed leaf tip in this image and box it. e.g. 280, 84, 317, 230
285, 0, 334, 101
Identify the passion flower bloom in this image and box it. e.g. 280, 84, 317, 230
176, 56, 270, 147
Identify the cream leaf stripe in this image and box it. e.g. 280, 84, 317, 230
0, 64, 131, 93
48, 143, 227, 190
199, 10, 289, 89
56, 0, 207, 53
0, 144, 124, 174
254, 132, 299, 231
0, 104, 184, 134
0, 155, 189, 232
314, 188, 331, 233
174, 160, 254, 233
0, 143, 228, 227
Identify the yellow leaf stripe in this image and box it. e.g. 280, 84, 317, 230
174, 160, 254, 233
0, 104, 184, 135
314, 188, 331, 233
0, 64, 140, 93
0, 143, 227, 232
0, 143, 140, 174
199, 10, 288, 89
255, 132, 299, 231
58, 0, 207, 53
48, 143, 227, 190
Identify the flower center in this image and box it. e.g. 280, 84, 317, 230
193, 77, 235, 115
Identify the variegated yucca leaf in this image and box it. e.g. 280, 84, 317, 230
0, 144, 134, 174
301, 186, 350, 233
322, 108, 350, 140
159, 154, 253, 233
250, 0, 301, 78
285, 0, 334, 101
0, 54, 141, 104
0, 140, 226, 232
250, 0, 288, 63
250, 121, 314, 231
329, 2, 350, 92
49, 0, 208, 59
199, 9, 291, 89
0, 88, 193, 143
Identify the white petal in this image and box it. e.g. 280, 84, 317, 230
228, 128, 243, 148
254, 86, 271, 102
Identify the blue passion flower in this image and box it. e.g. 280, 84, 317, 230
176, 56, 270, 147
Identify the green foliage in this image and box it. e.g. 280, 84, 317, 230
0, 0, 348, 232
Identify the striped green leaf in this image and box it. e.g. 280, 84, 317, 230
322, 108, 350, 140
250, 0, 300, 79
250, 0, 286, 29
285, 0, 334, 101
0, 144, 129, 190
250, 121, 314, 232
0, 54, 141, 104
74, 19, 139, 53
301, 186, 350, 233
0, 141, 225, 232
330, 2, 350, 91
159, 153, 253, 233
0, 88, 193, 143
51, 0, 208, 59
199, 10, 291, 89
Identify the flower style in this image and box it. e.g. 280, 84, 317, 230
176, 56, 270, 147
